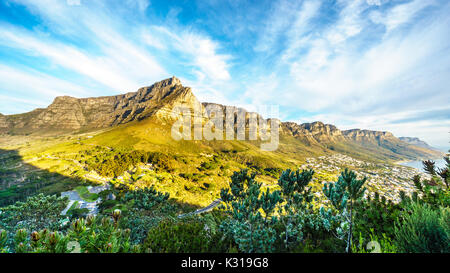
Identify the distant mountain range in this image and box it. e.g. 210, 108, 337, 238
398, 137, 440, 151
0, 77, 442, 162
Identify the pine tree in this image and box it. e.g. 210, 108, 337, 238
323, 169, 367, 253
220, 169, 282, 253
277, 169, 315, 250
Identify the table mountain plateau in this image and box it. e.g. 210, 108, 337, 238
0, 77, 442, 162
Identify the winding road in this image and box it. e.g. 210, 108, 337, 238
178, 199, 223, 218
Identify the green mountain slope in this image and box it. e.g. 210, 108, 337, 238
0, 77, 443, 207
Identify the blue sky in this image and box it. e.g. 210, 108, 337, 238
0, 0, 449, 149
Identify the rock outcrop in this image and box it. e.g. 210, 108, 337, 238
342, 129, 395, 141
0, 77, 442, 160
1, 77, 200, 134
0, 114, 9, 129
399, 137, 439, 151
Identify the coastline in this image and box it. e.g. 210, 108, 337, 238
396, 158, 447, 172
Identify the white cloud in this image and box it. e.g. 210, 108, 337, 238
1, 0, 232, 94
325, 0, 368, 45
142, 32, 166, 50
0, 65, 89, 97
180, 33, 231, 81
66, 0, 80, 6
254, 0, 308, 53
281, 0, 321, 62
369, 0, 435, 32
125, 0, 149, 12
0, 26, 162, 92
366, 0, 382, 6
145, 26, 231, 82
291, 4, 449, 113
240, 0, 450, 147
0, 65, 95, 114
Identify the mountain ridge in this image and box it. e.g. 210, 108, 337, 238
398, 137, 439, 151
0, 77, 442, 161
0, 77, 198, 134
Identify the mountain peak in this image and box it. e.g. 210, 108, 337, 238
152, 76, 182, 89
0, 77, 199, 133
399, 137, 439, 151
51, 95, 78, 104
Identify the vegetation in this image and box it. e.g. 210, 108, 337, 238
143, 218, 218, 253
322, 169, 367, 252
0, 194, 69, 250
354, 192, 402, 240
0, 142, 448, 253
75, 186, 99, 202
394, 203, 449, 253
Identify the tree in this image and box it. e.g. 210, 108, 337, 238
13, 229, 71, 253
423, 155, 449, 189
66, 211, 139, 253
119, 187, 176, 244
322, 169, 367, 253
143, 218, 213, 253
220, 169, 282, 253
408, 155, 450, 208
219, 168, 329, 253
277, 169, 316, 251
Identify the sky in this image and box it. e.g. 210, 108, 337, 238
0, 0, 449, 149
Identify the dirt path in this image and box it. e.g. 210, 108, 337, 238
178, 199, 222, 218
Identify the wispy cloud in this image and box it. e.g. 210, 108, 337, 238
369, 0, 436, 33
0, 64, 92, 114
0, 0, 449, 147
0, 0, 232, 107
152, 27, 232, 81
239, 0, 450, 147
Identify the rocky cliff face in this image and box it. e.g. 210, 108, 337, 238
0, 77, 442, 160
0, 114, 8, 129
281, 121, 396, 144
343, 129, 395, 141
281, 122, 334, 145
280, 122, 442, 160
282, 122, 393, 144
399, 137, 438, 151
0, 77, 200, 134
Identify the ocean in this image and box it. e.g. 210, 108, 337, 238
399, 158, 447, 172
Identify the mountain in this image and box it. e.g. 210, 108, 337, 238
0, 77, 442, 162
279, 122, 442, 161
0, 77, 199, 134
399, 137, 439, 151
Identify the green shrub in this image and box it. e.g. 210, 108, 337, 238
67, 212, 139, 253
394, 203, 449, 253
75, 186, 99, 202
88, 150, 175, 177
354, 192, 402, 239
0, 210, 140, 253
0, 194, 68, 249
352, 229, 397, 253
143, 218, 214, 253
122, 186, 170, 210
